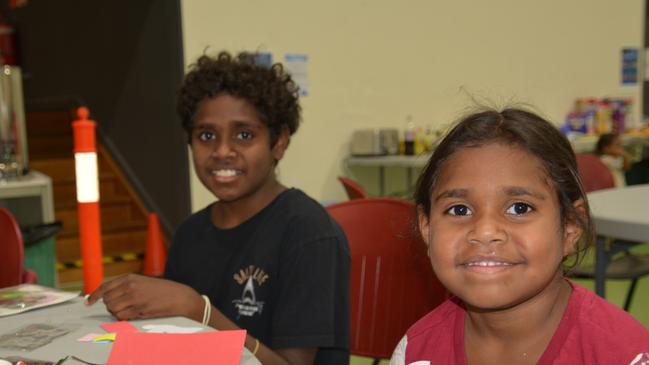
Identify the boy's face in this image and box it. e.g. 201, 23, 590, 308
190, 94, 288, 204
418, 143, 582, 311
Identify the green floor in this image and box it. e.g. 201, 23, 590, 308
351, 244, 649, 365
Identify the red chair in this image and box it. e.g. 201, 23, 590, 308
326, 198, 447, 362
338, 176, 369, 200
575, 153, 615, 192
0, 208, 38, 288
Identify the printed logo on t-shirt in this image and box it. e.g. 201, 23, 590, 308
629, 352, 649, 365
232, 265, 268, 318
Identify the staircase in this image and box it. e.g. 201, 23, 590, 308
26, 109, 153, 288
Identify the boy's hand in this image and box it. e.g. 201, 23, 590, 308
86, 274, 204, 322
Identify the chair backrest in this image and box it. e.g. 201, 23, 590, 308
575, 153, 615, 192
326, 198, 447, 359
338, 176, 369, 200
0, 208, 25, 288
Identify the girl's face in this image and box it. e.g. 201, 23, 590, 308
418, 143, 582, 311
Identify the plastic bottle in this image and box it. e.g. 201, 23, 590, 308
404, 115, 415, 156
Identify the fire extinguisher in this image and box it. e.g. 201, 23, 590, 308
0, 16, 18, 65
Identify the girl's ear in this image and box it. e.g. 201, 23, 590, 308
417, 205, 431, 247
563, 198, 586, 257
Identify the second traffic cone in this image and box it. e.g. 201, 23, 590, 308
143, 213, 167, 277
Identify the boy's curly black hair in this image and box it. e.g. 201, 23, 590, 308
177, 51, 301, 147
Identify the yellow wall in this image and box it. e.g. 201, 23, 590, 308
181, 0, 644, 211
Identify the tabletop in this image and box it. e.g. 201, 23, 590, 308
587, 184, 649, 242
0, 297, 260, 365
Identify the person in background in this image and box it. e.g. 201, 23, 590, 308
390, 108, 649, 365
595, 132, 631, 187
88, 51, 350, 365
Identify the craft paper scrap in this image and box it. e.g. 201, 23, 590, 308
77, 333, 104, 342
100, 321, 138, 333
0, 285, 78, 317
141, 324, 203, 333
106, 329, 246, 365
92, 333, 116, 343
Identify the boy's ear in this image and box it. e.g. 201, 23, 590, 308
272, 126, 290, 162
417, 205, 431, 247
563, 198, 586, 257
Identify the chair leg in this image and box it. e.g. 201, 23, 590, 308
594, 236, 609, 298
372, 359, 381, 365
624, 279, 639, 312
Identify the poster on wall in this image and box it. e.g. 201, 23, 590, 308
284, 54, 309, 96
253, 53, 273, 68
621, 48, 639, 85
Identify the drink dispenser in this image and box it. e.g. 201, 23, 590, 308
0, 65, 28, 179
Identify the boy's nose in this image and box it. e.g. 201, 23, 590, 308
466, 213, 507, 246
211, 140, 236, 159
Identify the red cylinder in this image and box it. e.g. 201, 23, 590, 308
77, 202, 104, 293
72, 107, 96, 153
72, 106, 104, 293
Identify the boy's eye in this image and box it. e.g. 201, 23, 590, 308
506, 202, 533, 215
446, 205, 472, 216
198, 131, 215, 141
236, 131, 252, 140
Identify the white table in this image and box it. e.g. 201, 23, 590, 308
345, 154, 431, 195
587, 184, 649, 242
344, 135, 649, 196
0, 297, 260, 365
586, 184, 649, 297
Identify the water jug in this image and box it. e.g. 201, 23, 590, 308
0, 65, 27, 179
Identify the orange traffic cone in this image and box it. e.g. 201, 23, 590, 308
143, 213, 167, 277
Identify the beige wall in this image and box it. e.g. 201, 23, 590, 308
181, 0, 644, 211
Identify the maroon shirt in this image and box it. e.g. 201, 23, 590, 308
398, 281, 649, 365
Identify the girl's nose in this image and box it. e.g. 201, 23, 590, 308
466, 212, 507, 246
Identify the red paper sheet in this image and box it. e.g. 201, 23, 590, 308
100, 321, 138, 333
106, 329, 246, 365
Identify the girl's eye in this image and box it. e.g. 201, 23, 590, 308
506, 202, 533, 215
236, 131, 252, 140
446, 205, 472, 216
198, 131, 215, 141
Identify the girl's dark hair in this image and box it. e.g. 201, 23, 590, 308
177, 51, 301, 146
595, 133, 619, 155
414, 108, 594, 266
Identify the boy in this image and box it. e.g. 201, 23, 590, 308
88, 51, 350, 365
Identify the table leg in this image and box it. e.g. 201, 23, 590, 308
594, 236, 607, 298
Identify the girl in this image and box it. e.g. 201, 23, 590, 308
391, 108, 649, 365
596, 132, 631, 187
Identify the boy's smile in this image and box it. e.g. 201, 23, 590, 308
419, 143, 582, 311
190, 94, 288, 214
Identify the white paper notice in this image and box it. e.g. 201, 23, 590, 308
284, 54, 309, 96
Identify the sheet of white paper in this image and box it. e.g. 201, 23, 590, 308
141, 324, 203, 334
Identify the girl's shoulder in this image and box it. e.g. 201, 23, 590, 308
556, 283, 649, 363
572, 284, 648, 338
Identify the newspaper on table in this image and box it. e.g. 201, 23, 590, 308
0, 284, 78, 317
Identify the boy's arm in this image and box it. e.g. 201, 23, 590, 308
205, 305, 317, 365
87, 274, 317, 365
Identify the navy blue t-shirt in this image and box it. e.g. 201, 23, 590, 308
165, 188, 350, 364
